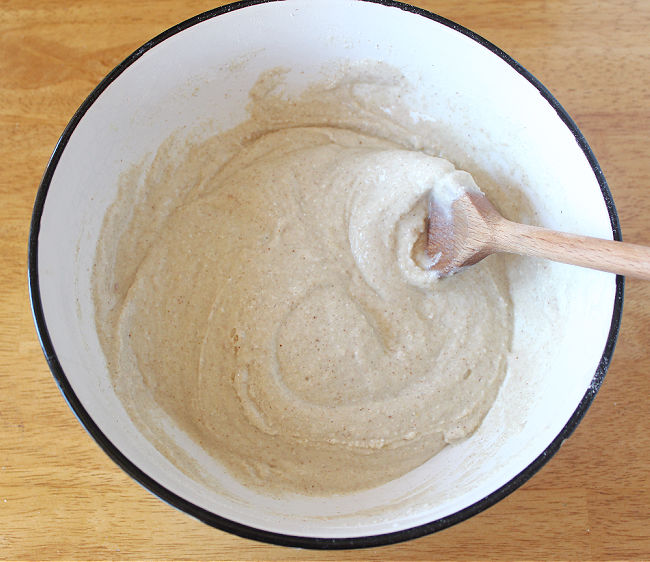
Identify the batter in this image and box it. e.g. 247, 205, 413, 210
93, 66, 513, 495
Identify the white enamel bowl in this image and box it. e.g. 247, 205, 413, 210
29, 0, 622, 548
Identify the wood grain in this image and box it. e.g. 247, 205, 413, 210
1, 0, 648, 559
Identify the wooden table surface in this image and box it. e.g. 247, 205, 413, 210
2, 0, 649, 559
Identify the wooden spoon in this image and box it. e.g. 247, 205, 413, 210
427, 190, 650, 279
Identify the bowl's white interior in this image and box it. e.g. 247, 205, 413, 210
36, 0, 616, 539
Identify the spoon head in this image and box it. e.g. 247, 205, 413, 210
427, 191, 497, 277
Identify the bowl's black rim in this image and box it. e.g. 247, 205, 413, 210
28, 0, 624, 550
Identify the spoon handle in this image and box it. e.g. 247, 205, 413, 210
493, 220, 650, 280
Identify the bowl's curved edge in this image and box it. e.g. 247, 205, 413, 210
28, 0, 624, 550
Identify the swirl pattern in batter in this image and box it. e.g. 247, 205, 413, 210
94, 67, 513, 495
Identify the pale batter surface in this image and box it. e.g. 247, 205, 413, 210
94, 66, 513, 495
